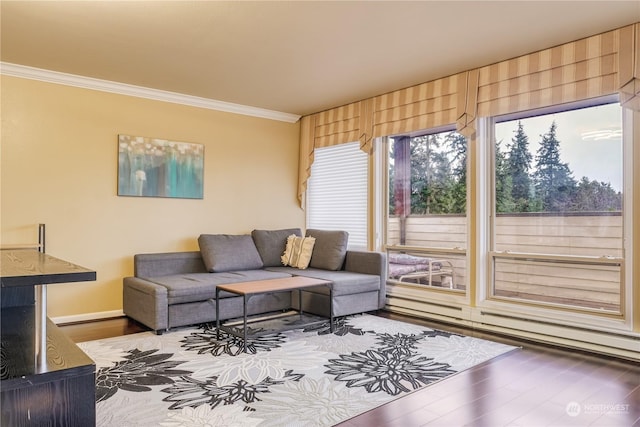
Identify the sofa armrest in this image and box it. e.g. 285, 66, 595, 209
134, 251, 206, 277
344, 250, 386, 276
123, 277, 169, 332
344, 250, 387, 309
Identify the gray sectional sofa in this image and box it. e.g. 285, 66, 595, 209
123, 228, 387, 334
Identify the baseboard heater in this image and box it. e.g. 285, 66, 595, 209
385, 296, 468, 325
385, 298, 639, 361
475, 310, 640, 358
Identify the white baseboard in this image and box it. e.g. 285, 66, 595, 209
50, 310, 125, 325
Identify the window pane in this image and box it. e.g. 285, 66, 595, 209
388, 131, 467, 246
387, 249, 466, 290
307, 142, 368, 249
387, 130, 467, 291
494, 257, 621, 312
492, 102, 623, 312
494, 104, 622, 217
389, 131, 467, 218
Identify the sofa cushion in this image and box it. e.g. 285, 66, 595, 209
198, 234, 263, 272
147, 270, 292, 304
305, 229, 348, 271
281, 235, 315, 269
251, 228, 302, 267
265, 267, 380, 296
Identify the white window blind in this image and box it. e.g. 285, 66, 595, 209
307, 141, 368, 249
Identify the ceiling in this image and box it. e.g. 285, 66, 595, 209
2, 1, 639, 117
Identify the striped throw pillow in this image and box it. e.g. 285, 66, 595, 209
281, 235, 316, 269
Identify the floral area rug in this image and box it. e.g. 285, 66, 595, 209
78, 314, 517, 427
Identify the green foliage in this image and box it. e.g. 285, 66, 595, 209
532, 122, 576, 211
506, 122, 534, 212
495, 141, 515, 213
389, 120, 621, 216
573, 177, 622, 211
389, 131, 466, 215
447, 133, 468, 213
492, 121, 622, 214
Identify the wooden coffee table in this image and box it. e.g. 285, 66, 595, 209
215, 276, 333, 352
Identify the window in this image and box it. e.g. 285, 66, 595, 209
306, 142, 368, 249
386, 129, 467, 291
491, 101, 624, 314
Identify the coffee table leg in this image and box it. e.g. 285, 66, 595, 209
299, 289, 303, 318
216, 288, 220, 340
243, 295, 248, 353
329, 285, 334, 333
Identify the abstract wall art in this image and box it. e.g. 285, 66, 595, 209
118, 135, 204, 199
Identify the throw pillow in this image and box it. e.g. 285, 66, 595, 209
281, 234, 316, 269
251, 228, 302, 267
198, 234, 264, 273
305, 229, 348, 271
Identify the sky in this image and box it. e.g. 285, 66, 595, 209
494, 102, 623, 192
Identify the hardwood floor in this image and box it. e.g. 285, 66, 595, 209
60, 312, 640, 427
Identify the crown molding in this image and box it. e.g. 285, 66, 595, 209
1, 62, 301, 123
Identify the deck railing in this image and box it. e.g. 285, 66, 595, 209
387, 213, 623, 312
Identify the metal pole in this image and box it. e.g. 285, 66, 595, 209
36, 223, 47, 368
35, 284, 47, 368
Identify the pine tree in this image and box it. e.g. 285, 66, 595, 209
426, 150, 455, 213
506, 121, 534, 212
446, 132, 467, 214
495, 140, 515, 213
410, 134, 439, 214
388, 143, 396, 215
573, 177, 622, 211
533, 122, 576, 211
407, 132, 466, 214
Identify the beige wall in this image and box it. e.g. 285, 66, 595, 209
1, 76, 304, 318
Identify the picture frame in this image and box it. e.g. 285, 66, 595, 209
117, 134, 204, 199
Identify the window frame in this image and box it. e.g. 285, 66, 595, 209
476, 97, 634, 332
381, 126, 471, 299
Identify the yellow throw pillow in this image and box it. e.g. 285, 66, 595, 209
281, 235, 316, 269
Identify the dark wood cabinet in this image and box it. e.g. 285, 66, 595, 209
1, 250, 97, 426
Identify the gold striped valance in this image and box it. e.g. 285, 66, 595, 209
619, 23, 640, 110
297, 98, 374, 208
457, 69, 479, 138
298, 114, 315, 207
314, 104, 360, 148
310, 98, 374, 151
372, 73, 460, 137
297, 22, 639, 208
477, 27, 620, 117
